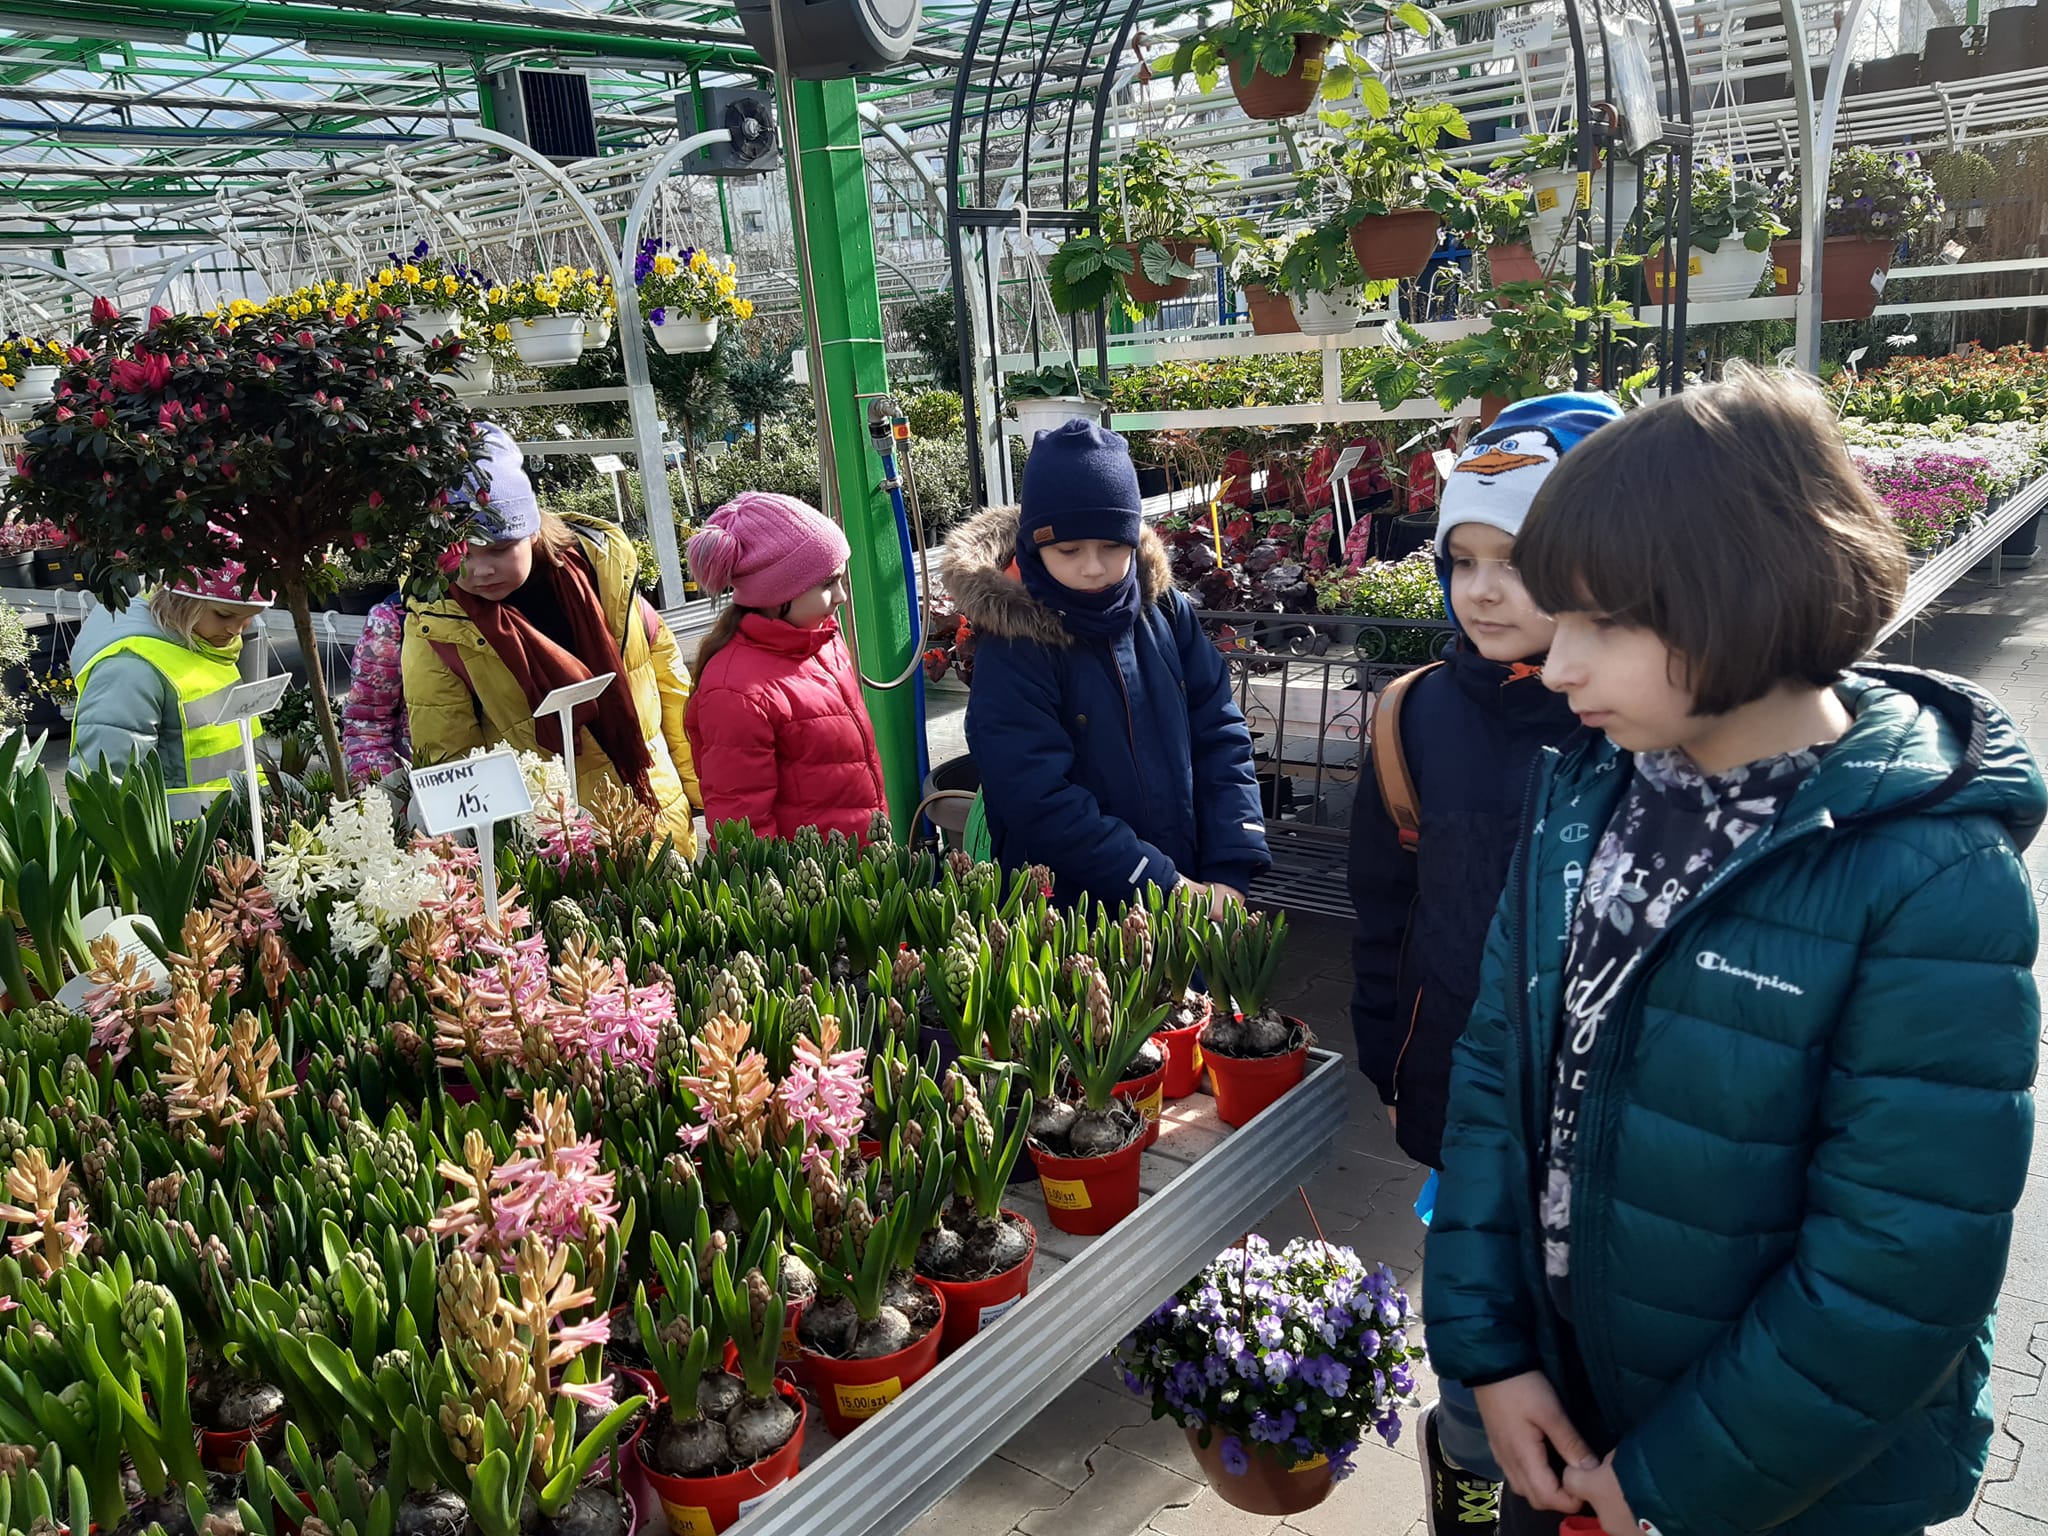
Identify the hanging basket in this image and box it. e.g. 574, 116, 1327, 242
1486, 243, 1546, 285
1185, 1427, 1338, 1516
1123, 240, 1201, 304
651, 314, 719, 355
1645, 241, 1773, 304
1289, 287, 1363, 337
1243, 285, 1300, 336
395, 308, 462, 350
1769, 236, 1894, 322
1526, 164, 1640, 270
511, 314, 588, 368
583, 316, 614, 348
0, 366, 59, 422
435, 357, 496, 400
1348, 209, 1442, 281
1227, 34, 1330, 119
1010, 395, 1097, 440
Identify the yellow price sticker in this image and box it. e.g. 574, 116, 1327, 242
1533, 186, 1560, 214
1576, 171, 1593, 210
659, 1503, 718, 1536
1041, 1176, 1093, 1211
1293, 1454, 1332, 1472
1301, 58, 1324, 81
1688, 254, 1703, 276
779, 1320, 802, 1362
1773, 265, 1789, 286
834, 1377, 903, 1419
1137, 1086, 1163, 1125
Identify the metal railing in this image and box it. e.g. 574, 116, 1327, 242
1196, 608, 1456, 918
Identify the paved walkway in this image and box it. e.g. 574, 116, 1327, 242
905, 559, 2048, 1536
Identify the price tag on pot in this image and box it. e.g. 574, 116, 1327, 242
979, 1295, 1025, 1329
657, 1502, 717, 1536
737, 1491, 781, 1518
1292, 1454, 1331, 1472
1494, 14, 1552, 55
834, 1377, 902, 1419
1533, 185, 1560, 213
1137, 1086, 1164, 1126
1300, 56, 1325, 82
1041, 1176, 1093, 1212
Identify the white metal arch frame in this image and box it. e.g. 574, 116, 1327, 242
1781, 0, 1871, 374
0, 254, 100, 308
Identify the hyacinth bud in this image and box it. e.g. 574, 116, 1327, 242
787, 992, 820, 1042
794, 858, 828, 908
846, 1196, 874, 1247
1088, 965, 1114, 1048
903, 1119, 925, 1153
758, 875, 790, 924
808, 1159, 844, 1228
986, 915, 1009, 971
373, 1346, 414, 1377
609, 1065, 650, 1118
373, 1128, 420, 1187
145, 1170, 185, 1212
201, 1514, 241, 1536
731, 950, 766, 995
664, 1152, 698, 1188
1121, 908, 1153, 971
892, 949, 923, 991
746, 1268, 772, 1335
58, 1056, 90, 1103
300, 1519, 333, 1536
885, 996, 907, 1036
326, 1088, 352, 1128
946, 850, 973, 885
346, 1119, 381, 1157
712, 968, 746, 1020
119, 1279, 176, 1362
309, 1151, 351, 1208
14, 1001, 69, 1042
0, 1444, 37, 1478
867, 809, 895, 849
1011, 1004, 1041, 1045
656, 1015, 688, 1076
940, 941, 975, 1013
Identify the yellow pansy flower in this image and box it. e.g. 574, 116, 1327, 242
400, 263, 421, 284
1, 374, 17, 389
493, 322, 512, 343
378, 267, 396, 286
488, 286, 506, 304
442, 275, 460, 296
652, 253, 678, 278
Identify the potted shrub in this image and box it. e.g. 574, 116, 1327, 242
1200, 907, 1311, 1126
1098, 139, 1236, 306
1489, 130, 1640, 271
1004, 361, 1104, 440
1770, 148, 1944, 322
1319, 100, 1470, 280
1230, 230, 1304, 334
364, 239, 476, 347
1114, 1234, 1422, 1515
914, 1068, 1037, 1354
1456, 179, 1541, 285
1631, 158, 1786, 303
1169, 0, 1426, 120
12, 301, 480, 788
0, 334, 62, 420
635, 239, 755, 355
1430, 275, 1647, 424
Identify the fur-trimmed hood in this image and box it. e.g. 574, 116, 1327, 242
940, 504, 1175, 647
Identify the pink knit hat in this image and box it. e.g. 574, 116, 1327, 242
688, 491, 851, 610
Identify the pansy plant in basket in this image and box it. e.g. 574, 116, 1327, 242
1630, 156, 1785, 254
1824, 146, 1946, 243
0, 333, 60, 390
365, 239, 484, 316
1114, 1234, 1422, 1477
632, 238, 755, 326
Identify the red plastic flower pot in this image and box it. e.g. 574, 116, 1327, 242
197, 1410, 284, 1474
1110, 1059, 1167, 1149
1769, 236, 1893, 321
1154, 1009, 1209, 1101
1206, 1038, 1309, 1128
635, 1381, 806, 1535
1227, 34, 1329, 119
1348, 209, 1442, 281
927, 1212, 1037, 1356
1028, 1134, 1144, 1236
801, 1279, 948, 1437
1486, 243, 1545, 284
1244, 285, 1299, 336
1123, 240, 1201, 304
778, 1299, 807, 1386
1185, 1428, 1336, 1515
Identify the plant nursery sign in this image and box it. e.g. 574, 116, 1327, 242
1494, 14, 1552, 55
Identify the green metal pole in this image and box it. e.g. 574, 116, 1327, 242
785, 77, 918, 825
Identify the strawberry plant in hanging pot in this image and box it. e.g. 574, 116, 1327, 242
10, 301, 482, 788
1318, 101, 1471, 280
1169, 0, 1431, 122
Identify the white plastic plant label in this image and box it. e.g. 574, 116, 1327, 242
56, 913, 166, 1013
979, 1294, 1025, 1329
409, 750, 534, 837
1493, 14, 1552, 55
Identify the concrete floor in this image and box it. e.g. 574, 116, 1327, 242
897, 561, 2048, 1536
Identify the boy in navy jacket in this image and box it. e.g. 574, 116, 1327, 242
1348, 394, 1623, 1535
942, 419, 1270, 910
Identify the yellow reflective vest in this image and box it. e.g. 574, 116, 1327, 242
73, 635, 261, 820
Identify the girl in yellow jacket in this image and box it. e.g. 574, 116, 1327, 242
402, 427, 702, 852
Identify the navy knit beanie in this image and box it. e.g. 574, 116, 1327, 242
1017, 419, 1144, 559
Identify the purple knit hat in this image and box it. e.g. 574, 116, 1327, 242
688, 491, 851, 610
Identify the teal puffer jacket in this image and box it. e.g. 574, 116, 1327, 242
1426, 667, 2043, 1536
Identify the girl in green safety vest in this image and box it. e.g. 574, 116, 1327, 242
71, 562, 271, 819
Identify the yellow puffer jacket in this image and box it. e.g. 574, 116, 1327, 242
402, 514, 702, 854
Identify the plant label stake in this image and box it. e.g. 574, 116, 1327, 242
184, 673, 292, 866
530, 672, 616, 811
409, 750, 534, 923
55, 912, 167, 1013
1327, 444, 1368, 546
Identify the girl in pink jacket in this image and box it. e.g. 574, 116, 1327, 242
684, 493, 888, 844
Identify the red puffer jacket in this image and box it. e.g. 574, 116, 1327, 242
685, 613, 888, 844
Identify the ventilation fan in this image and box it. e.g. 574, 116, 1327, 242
734, 0, 922, 79
484, 70, 598, 163
675, 87, 782, 175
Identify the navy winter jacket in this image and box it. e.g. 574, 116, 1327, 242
1349, 644, 1582, 1168
943, 506, 1271, 909
1427, 667, 2044, 1536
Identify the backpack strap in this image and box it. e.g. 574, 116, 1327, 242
1369, 662, 1440, 855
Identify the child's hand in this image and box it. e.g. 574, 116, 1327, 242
1207, 882, 1246, 914
1561, 1452, 1637, 1535
1472, 1371, 1599, 1513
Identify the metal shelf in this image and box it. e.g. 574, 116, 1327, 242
1875, 470, 2048, 650
734, 1049, 1350, 1536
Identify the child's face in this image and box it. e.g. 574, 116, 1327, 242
1038, 538, 1134, 594
1445, 523, 1554, 663
782, 569, 849, 627
1542, 612, 1701, 753
193, 605, 260, 647
459, 537, 535, 602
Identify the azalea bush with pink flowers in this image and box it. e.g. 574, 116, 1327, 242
4, 298, 483, 785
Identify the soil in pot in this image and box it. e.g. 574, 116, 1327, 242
536, 1484, 631, 1536
636, 1383, 806, 1534
1228, 34, 1329, 119
918, 1200, 1038, 1353
1027, 1092, 1143, 1161
114, 1476, 243, 1536
798, 1276, 947, 1435
1027, 1098, 1146, 1236
190, 1364, 287, 1472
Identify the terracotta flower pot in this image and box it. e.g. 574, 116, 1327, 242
1769, 236, 1894, 322
1204, 1031, 1309, 1128
1478, 394, 1511, 428
1123, 240, 1201, 304
636, 1382, 806, 1534
1486, 243, 1546, 285
1348, 209, 1442, 280
801, 1279, 947, 1436
1185, 1427, 1337, 1515
1227, 35, 1330, 119
1028, 1133, 1144, 1236
1243, 285, 1300, 336
1110, 1059, 1167, 1149
926, 1212, 1037, 1355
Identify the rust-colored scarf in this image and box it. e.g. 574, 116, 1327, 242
453, 543, 658, 809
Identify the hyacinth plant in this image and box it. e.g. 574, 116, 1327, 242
1114, 1234, 1422, 1479
914, 1067, 1035, 1284
1201, 908, 1300, 1058
1045, 956, 1168, 1157
9, 300, 482, 785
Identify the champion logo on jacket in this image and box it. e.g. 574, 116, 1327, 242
1694, 949, 1805, 995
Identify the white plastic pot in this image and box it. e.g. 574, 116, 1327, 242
1009, 396, 1096, 440
650, 314, 718, 355
582, 316, 614, 348
0, 365, 59, 422
1647, 240, 1773, 304
395, 307, 462, 350
435, 356, 496, 399
1527, 164, 1641, 271
510, 314, 587, 368
1289, 287, 1364, 336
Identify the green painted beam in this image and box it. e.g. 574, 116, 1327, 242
786, 75, 919, 825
